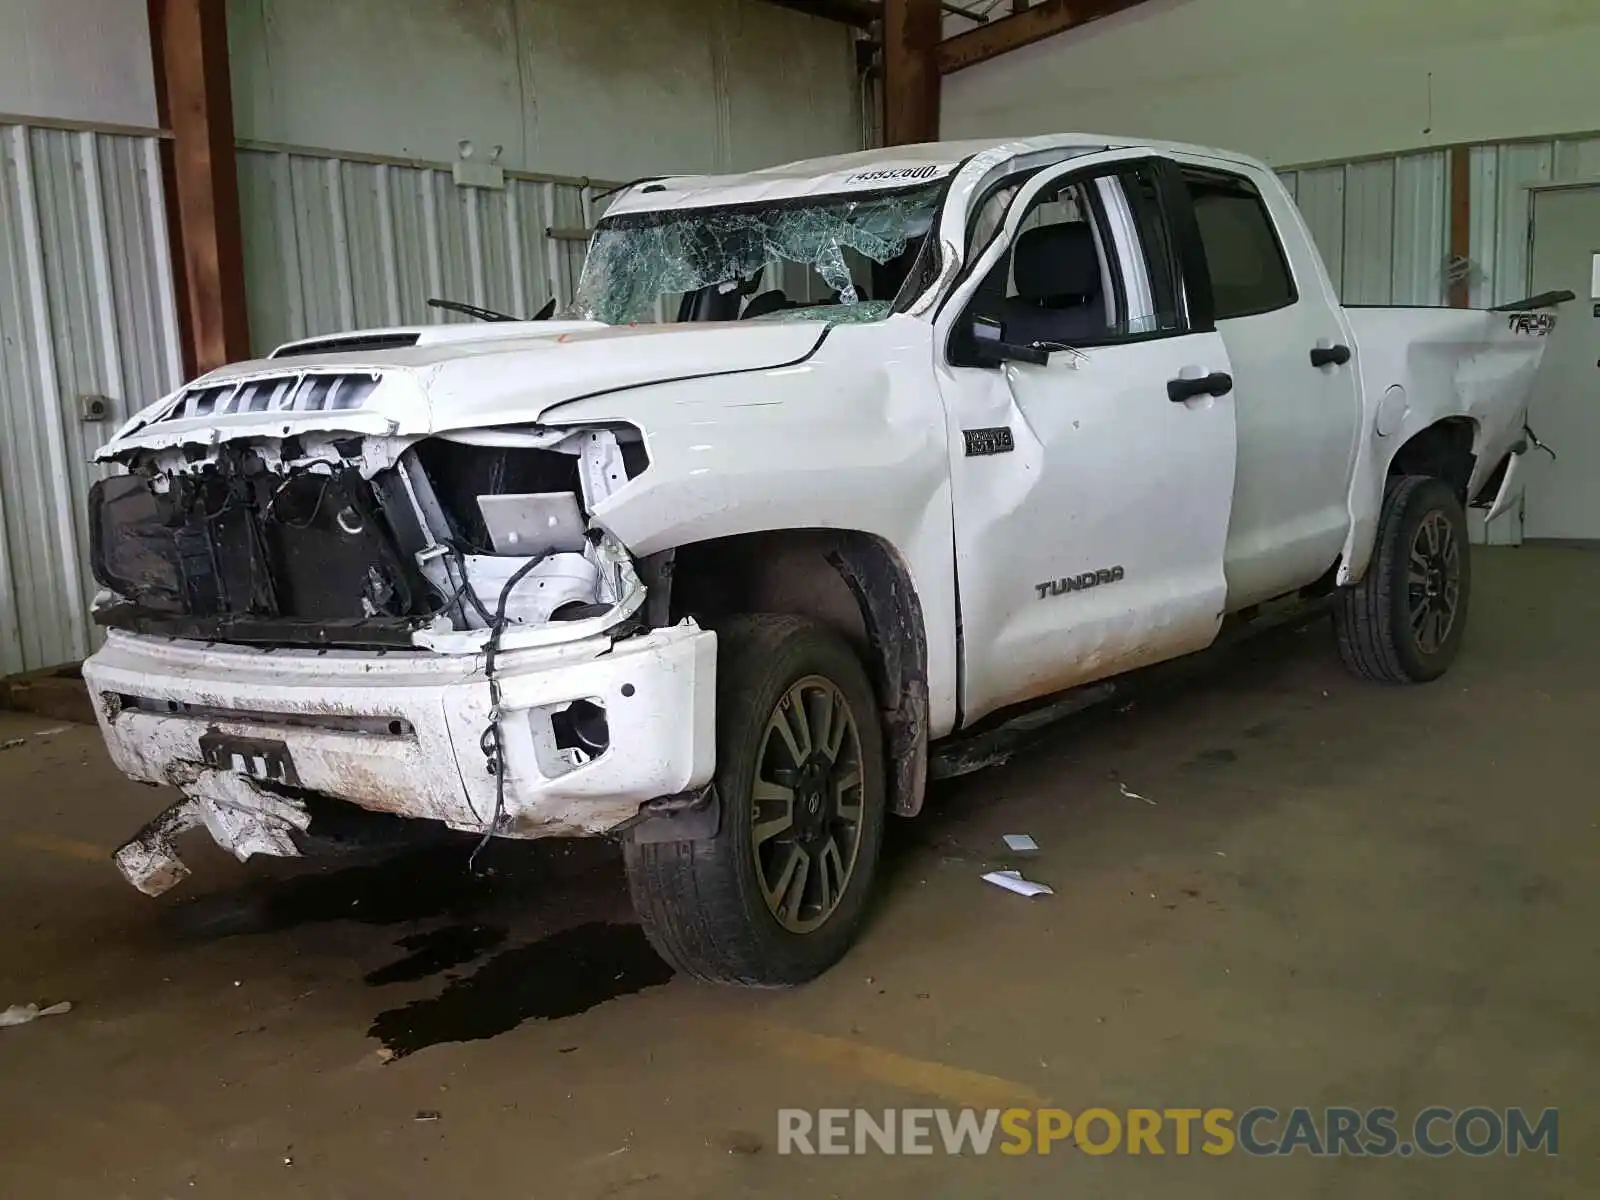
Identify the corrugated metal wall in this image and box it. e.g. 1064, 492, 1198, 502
1279, 134, 1600, 308
1466, 133, 1600, 307
237, 144, 621, 354
1276, 151, 1452, 306
0, 122, 183, 675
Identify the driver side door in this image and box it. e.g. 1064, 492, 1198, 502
932, 152, 1239, 727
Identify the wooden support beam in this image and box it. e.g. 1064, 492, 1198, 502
149, 0, 250, 373
939, 0, 1149, 73
757, 0, 881, 28
884, 0, 941, 145
1448, 145, 1473, 308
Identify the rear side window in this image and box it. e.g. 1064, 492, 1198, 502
1183, 169, 1296, 319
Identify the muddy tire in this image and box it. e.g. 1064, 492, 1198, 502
1335, 475, 1471, 684
623, 615, 886, 986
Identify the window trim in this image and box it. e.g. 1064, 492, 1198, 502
1179, 165, 1299, 321
1095, 176, 1153, 323
1079, 180, 1131, 336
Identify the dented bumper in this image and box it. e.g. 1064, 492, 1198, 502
86, 625, 717, 892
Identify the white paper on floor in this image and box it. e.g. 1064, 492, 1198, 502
1002, 834, 1039, 853
982, 869, 1054, 898
0, 1001, 72, 1029
1119, 782, 1156, 805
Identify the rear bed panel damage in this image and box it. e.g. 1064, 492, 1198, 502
87, 415, 717, 894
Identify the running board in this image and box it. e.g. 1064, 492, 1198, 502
927, 596, 1335, 783
929, 683, 1117, 781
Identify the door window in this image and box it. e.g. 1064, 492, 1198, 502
959, 163, 1185, 355
1182, 168, 1297, 319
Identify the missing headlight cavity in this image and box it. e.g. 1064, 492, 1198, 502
412, 440, 583, 553
410, 427, 647, 553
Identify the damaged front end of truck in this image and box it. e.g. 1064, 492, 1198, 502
86, 357, 718, 896
91, 386, 646, 652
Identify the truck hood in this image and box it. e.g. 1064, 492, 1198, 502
97, 319, 829, 458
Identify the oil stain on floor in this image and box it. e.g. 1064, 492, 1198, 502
157, 832, 665, 1056
164, 835, 620, 939
368, 922, 675, 1058
364, 924, 509, 986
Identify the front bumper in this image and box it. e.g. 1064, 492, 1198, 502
85, 624, 717, 884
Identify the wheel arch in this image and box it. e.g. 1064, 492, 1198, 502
656, 528, 931, 818
1384, 416, 1479, 503
1343, 415, 1481, 585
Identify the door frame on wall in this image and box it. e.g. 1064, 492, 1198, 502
1514, 180, 1600, 545
1468, 175, 1600, 547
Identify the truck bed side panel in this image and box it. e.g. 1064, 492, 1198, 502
1339, 306, 1554, 582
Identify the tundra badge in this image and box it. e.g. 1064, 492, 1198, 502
1036, 567, 1125, 599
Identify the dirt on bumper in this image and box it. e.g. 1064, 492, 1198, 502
87, 626, 718, 894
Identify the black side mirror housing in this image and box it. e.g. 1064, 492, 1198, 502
969, 316, 1049, 367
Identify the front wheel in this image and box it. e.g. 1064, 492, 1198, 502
1335, 474, 1471, 683
623, 615, 886, 986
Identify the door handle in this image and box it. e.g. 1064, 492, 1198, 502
1310, 344, 1352, 368
1168, 372, 1234, 403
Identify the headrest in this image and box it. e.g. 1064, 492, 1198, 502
1013, 222, 1101, 302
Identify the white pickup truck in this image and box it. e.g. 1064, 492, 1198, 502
84, 134, 1565, 985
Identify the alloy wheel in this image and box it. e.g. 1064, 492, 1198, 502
1408, 510, 1462, 655
750, 675, 865, 934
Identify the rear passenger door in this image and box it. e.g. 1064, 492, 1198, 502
1174, 162, 1362, 610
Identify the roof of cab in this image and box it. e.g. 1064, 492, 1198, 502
605, 135, 1107, 216
603, 133, 1266, 217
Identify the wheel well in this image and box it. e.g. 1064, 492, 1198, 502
1388, 417, 1477, 502
662, 530, 931, 818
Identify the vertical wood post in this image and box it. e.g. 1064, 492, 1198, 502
150, 0, 251, 372
884, 0, 941, 146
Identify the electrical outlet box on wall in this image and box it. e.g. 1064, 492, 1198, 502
453, 160, 505, 190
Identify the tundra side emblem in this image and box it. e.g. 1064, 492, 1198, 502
964, 427, 1015, 457
1036, 566, 1125, 600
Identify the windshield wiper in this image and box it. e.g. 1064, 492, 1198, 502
427, 297, 517, 323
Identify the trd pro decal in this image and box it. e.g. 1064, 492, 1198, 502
1507, 312, 1557, 336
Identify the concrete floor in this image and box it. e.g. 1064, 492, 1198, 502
1, 547, 1595, 1198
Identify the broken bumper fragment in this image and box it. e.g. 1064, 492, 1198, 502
112, 773, 313, 896
87, 624, 717, 894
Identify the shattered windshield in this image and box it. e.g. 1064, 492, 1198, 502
570, 184, 943, 326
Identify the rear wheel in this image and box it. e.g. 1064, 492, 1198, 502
1335, 474, 1471, 683
623, 615, 886, 986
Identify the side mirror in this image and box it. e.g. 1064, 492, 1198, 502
969, 316, 1049, 367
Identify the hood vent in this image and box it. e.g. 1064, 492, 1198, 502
271, 332, 421, 359
162, 372, 381, 422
